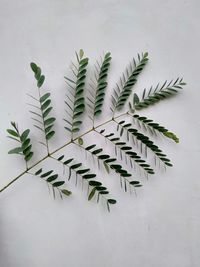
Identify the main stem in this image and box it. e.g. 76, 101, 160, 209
0, 112, 127, 193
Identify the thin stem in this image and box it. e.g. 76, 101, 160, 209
0, 170, 28, 193
0, 112, 128, 193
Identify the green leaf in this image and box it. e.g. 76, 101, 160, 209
57, 155, 64, 161
7, 129, 19, 137
20, 129, 30, 142
133, 93, 139, 104
88, 187, 96, 201
63, 158, 74, 165
23, 144, 32, 155
86, 144, 96, 150
92, 149, 103, 155
35, 168, 42, 175
46, 174, 58, 182
79, 49, 84, 59
44, 117, 56, 126
61, 189, 72, 196
89, 181, 102, 187
53, 181, 65, 187
46, 131, 55, 140
41, 170, 53, 178
112, 52, 149, 111
43, 107, 53, 118
40, 93, 50, 103
70, 163, 82, 169
95, 186, 107, 191
78, 137, 83, 145
130, 181, 140, 185
41, 99, 51, 111
22, 138, 30, 150
77, 168, 90, 174
107, 199, 117, 204
25, 152, 33, 161
83, 174, 96, 179
30, 62, 38, 73
37, 75, 45, 88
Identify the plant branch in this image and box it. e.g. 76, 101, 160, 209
0, 112, 128, 193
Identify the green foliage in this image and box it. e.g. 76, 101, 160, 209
4, 50, 185, 211
30, 62, 45, 88
81, 142, 143, 192
88, 52, 111, 122
98, 129, 154, 175
64, 49, 89, 137
34, 168, 71, 198
7, 122, 33, 163
130, 78, 186, 110
116, 120, 172, 167
131, 114, 179, 143
30, 62, 56, 149
111, 52, 148, 112
55, 155, 117, 211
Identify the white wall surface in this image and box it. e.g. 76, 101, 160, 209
0, 1, 200, 266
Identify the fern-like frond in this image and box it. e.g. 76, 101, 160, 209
7, 122, 33, 166
88, 52, 111, 125
34, 168, 71, 198
30, 62, 56, 153
131, 114, 179, 143
74, 141, 142, 193
3, 50, 186, 212
130, 78, 186, 110
64, 49, 89, 139
96, 129, 154, 176
53, 155, 116, 211
111, 52, 148, 112
115, 120, 172, 167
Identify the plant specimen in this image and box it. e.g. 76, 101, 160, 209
1, 49, 186, 211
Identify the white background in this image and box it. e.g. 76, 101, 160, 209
0, 1, 200, 266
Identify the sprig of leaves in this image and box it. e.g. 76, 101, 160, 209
116, 120, 172, 167
64, 49, 89, 138
3, 50, 186, 212
96, 129, 154, 176
111, 52, 148, 112
34, 168, 71, 199
7, 122, 33, 164
30, 62, 56, 152
131, 114, 179, 143
88, 52, 111, 124
130, 78, 186, 110
55, 155, 117, 211
76, 142, 142, 193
